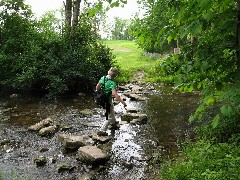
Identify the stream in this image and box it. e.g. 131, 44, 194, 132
0, 84, 199, 180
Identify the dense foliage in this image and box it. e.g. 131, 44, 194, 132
130, 0, 240, 178
130, 0, 178, 53
133, 0, 240, 138
0, 0, 115, 97
111, 17, 133, 40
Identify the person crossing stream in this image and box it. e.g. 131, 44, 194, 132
0, 83, 199, 179
95, 67, 127, 136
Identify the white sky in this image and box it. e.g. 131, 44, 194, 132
25, 0, 141, 20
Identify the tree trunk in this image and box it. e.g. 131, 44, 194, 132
72, 0, 81, 28
236, 0, 240, 73
65, 0, 72, 34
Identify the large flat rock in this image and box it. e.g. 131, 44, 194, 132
77, 145, 109, 164
28, 117, 53, 131
58, 134, 94, 150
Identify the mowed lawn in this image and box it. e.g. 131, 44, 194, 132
102, 40, 157, 71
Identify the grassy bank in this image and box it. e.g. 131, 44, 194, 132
160, 137, 240, 179
102, 40, 161, 82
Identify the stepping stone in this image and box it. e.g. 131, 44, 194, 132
58, 134, 94, 150
90, 132, 112, 143
121, 113, 148, 123
28, 117, 53, 131
77, 145, 109, 164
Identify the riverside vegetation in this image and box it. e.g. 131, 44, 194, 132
1, 0, 240, 179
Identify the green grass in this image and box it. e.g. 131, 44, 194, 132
102, 40, 161, 82
103, 40, 142, 52
160, 138, 240, 180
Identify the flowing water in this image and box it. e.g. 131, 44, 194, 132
0, 84, 199, 180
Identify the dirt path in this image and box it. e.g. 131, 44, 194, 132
133, 70, 145, 82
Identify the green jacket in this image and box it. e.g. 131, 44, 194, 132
99, 76, 116, 100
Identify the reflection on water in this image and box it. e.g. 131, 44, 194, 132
145, 85, 199, 155
0, 85, 199, 179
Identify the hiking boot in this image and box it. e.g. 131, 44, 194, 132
110, 121, 120, 130
97, 131, 108, 136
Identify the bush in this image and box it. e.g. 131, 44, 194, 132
0, 5, 115, 97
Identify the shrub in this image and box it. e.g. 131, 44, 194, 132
0, 4, 115, 97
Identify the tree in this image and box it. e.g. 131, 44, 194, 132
0, 0, 42, 89
111, 17, 131, 40
64, 0, 81, 34
236, 0, 240, 72
130, 0, 177, 53
38, 11, 62, 40
63, 0, 129, 35
0, 0, 33, 18
130, 0, 240, 137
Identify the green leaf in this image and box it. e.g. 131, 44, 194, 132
190, 24, 202, 36
179, 28, 188, 39
120, 0, 127, 4
211, 114, 219, 128
167, 35, 172, 43
189, 115, 195, 123
88, 9, 96, 17
202, 80, 207, 89
183, 85, 187, 91
174, 76, 182, 86
205, 96, 214, 105
202, 61, 208, 68
187, 64, 192, 73
204, 11, 214, 21
147, 0, 154, 3
96, 2, 103, 11
110, 1, 120, 8
188, 84, 193, 92
199, 0, 210, 9
196, 104, 205, 113
179, 85, 184, 91
220, 105, 234, 117
197, 83, 201, 89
